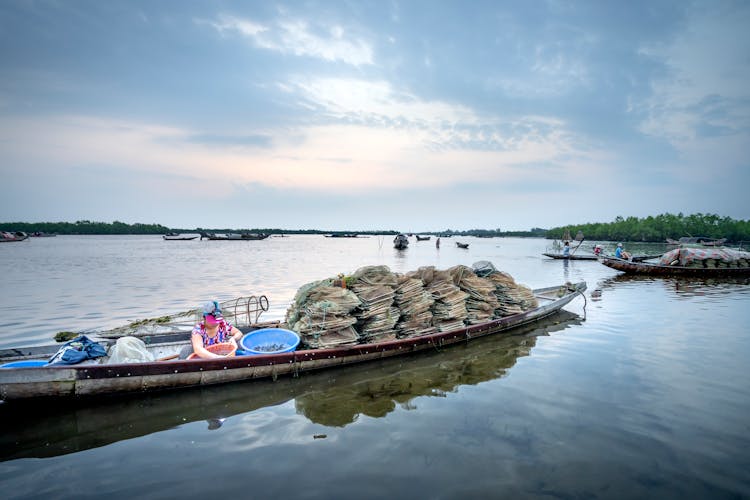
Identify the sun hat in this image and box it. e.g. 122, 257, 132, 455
202, 300, 223, 324
617, 243, 623, 247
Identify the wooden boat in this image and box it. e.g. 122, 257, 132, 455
0, 282, 586, 401
666, 237, 727, 246
456, 242, 469, 249
415, 235, 431, 241
393, 234, 409, 249
30, 232, 57, 237
543, 252, 661, 262
163, 234, 198, 241
326, 233, 359, 238
543, 252, 598, 260
598, 256, 750, 276
200, 232, 270, 240
0, 231, 29, 242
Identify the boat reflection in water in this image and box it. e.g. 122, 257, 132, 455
0, 311, 582, 461
593, 273, 750, 300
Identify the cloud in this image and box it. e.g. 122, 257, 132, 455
207, 14, 374, 66
635, 3, 750, 164
184, 134, 272, 148
288, 77, 599, 166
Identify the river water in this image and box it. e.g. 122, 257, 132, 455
1, 235, 749, 499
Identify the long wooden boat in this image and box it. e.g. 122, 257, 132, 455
598, 256, 750, 276
163, 235, 198, 240
666, 237, 727, 246
415, 235, 431, 241
199, 232, 270, 240
543, 252, 661, 262
325, 233, 359, 238
0, 282, 585, 401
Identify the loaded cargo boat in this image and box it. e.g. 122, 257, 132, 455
599, 247, 750, 276
0, 263, 585, 401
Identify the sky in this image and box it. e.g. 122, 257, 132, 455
1, 0, 748, 232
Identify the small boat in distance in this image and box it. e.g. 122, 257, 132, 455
666, 236, 727, 246
163, 234, 198, 241
0, 231, 29, 242
415, 235, 431, 241
30, 232, 57, 237
393, 234, 409, 249
456, 242, 469, 249
200, 232, 270, 240
326, 233, 359, 238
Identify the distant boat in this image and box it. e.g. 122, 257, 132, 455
415, 235, 431, 241
456, 242, 469, 249
200, 232, 270, 241
543, 252, 661, 262
30, 232, 57, 237
326, 233, 359, 238
163, 234, 198, 241
0, 231, 29, 242
666, 237, 727, 247
393, 234, 409, 249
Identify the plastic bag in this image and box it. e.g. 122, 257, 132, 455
107, 336, 155, 364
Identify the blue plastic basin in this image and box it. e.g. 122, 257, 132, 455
240, 328, 300, 355
1, 360, 48, 368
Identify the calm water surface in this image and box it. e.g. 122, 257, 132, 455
1, 235, 749, 499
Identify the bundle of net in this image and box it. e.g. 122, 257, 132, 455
410, 266, 468, 332
393, 274, 436, 338
483, 269, 538, 316
348, 265, 400, 343
448, 265, 499, 324
285, 278, 362, 349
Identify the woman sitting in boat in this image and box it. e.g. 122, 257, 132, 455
190, 301, 243, 359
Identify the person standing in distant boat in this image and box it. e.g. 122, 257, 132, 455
190, 300, 242, 359
562, 241, 570, 257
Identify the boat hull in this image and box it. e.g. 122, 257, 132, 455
544, 253, 661, 262
0, 283, 585, 401
543, 252, 597, 260
599, 257, 750, 276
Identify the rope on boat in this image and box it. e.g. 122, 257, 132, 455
566, 283, 587, 321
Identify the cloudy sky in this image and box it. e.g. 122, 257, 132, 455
1, 1, 748, 231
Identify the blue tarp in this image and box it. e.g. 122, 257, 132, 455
48, 335, 107, 365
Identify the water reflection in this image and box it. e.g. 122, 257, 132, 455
0, 311, 582, 461
595, 273, 750, 299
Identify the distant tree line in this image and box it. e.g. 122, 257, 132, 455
547, 213, 750, 243
1, 222, 548, 237
8, 215, 745, 242
0, 220, 170, 235
431, 228, 547, 238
